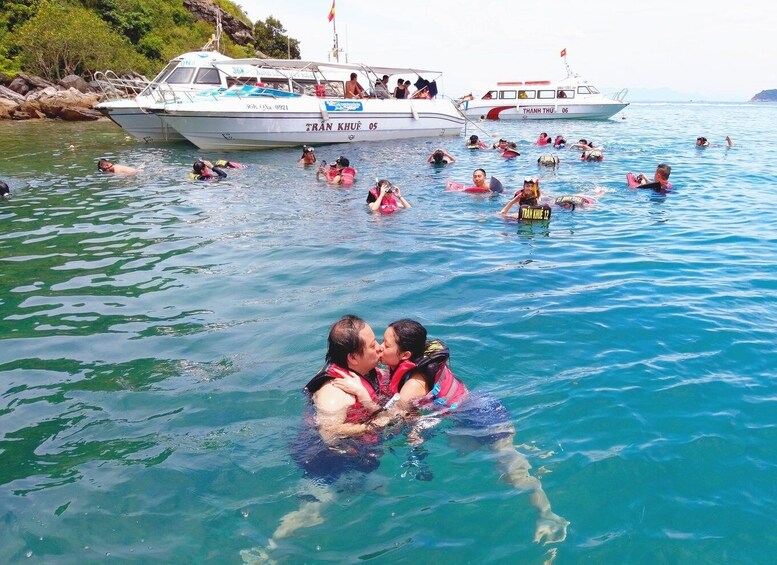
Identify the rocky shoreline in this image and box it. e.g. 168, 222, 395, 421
0, 72, 119, 121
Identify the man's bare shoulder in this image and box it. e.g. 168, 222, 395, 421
313, 380, 355, 414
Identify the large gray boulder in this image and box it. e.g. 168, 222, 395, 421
59, 74, 91, 93
0, 97, 20, 120
7, 77, 30, 96
22, 87, 102, 120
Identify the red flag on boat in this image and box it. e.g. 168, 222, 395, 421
328, 0, 336, 22
560, 48, 567, 58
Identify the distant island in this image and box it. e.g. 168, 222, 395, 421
751, 89, 777, 102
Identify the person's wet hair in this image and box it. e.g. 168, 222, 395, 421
193, 160, 206, 174
326, 314, 366, 367
97, 159, 112, 172
432, 150, 444, 163
389, 318, 427, 359
656, 163, 672, 179
0, 180, 9, 198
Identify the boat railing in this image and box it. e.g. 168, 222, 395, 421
612, 88, 629, 102
93, 71, 151, 100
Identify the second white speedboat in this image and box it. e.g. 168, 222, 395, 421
459, 74, 628, 121
154, 59, 465, 150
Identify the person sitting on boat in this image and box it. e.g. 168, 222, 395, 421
411, 87, 431, 99
538, 154, 560, 167
466, 135, 488, 150
628, 164, 673, 193
518, 90, 528, 99
501, 142, 520, 159
537, 132, 552, 146
97, 159, 138, 175
190, 160, 227, 181
393, 78, 407, 99
367, 179, 411, 214
374, 78, 391, 99
428, 149, 456, 165
299, 146, 317, 165
345, 73, 366, 99
553, 135, 566, 149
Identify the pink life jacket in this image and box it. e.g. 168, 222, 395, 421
368, 187, 400, 214
389, 339, 468, 410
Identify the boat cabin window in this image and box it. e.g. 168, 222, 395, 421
194, 68, 222, 85
482, 90, 498, 100
557, 89, 574, 99
517, 90, 535, 99
499, 90, 517, 100
165, 67, 196, 84
538, 90, 556, 99
588, 86, 600, 94
153, 62, 179, 83
577, 86, 592, 95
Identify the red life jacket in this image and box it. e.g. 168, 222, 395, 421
388, 339, 467, 410
305, 363, 382, 423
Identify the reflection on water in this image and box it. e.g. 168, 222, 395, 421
2, 106, 777, 563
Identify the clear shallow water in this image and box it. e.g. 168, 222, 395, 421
1, 103, 777, 564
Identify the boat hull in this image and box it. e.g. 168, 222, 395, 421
158, 98, 465, 150
96, 100, 187, 142
461, 101, 628, 121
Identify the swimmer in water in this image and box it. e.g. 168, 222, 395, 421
467, 134, 488, 149
427, 148, 456, 164
97, 159, 138, 175
629, 163, 673, 192
0, 180, 10, 199
190, 160, 227, 181
367, 179, 411, 213
249, 315, 387, 562
299, 146, 317, 165
499, 177, 543, 219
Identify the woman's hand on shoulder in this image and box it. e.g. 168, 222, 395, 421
332, 374, 369, 400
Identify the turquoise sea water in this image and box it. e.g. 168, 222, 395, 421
1, 103, 777, 564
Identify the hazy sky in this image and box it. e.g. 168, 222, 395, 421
241, 0, 776, 101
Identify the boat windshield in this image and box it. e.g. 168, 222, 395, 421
588, 86, 600, 94
166, 67, 197, 84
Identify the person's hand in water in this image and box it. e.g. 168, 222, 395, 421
534, 510, 569, 545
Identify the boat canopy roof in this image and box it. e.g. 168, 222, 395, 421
215, 58, 442, 78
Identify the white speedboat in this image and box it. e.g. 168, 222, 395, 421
94, 50, 239, 142
154, 59, 465, 150
459, 73, 628, 121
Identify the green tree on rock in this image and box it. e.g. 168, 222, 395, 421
13, 1, 148, 79
253, 16, 300, 59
